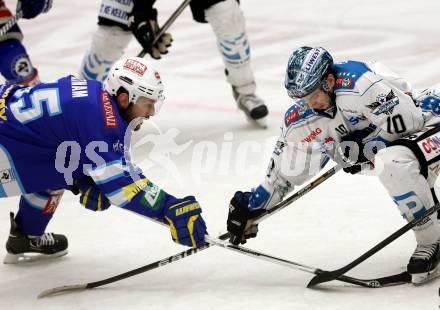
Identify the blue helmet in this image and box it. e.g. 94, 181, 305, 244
284, 46, 333, 98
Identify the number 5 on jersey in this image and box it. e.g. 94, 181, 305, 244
10, 88, 62, 124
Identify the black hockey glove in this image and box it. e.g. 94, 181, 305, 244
337, 129, 377, 174
17, 0, 53, 19
227, 191, 265, 245
131, 8, 173, 60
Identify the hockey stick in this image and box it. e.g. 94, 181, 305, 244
307, 203, 440, 288
206, 236, 411, 288
37, 165, 341, 298
137, 0, 192, 58
38, 231, 410, 299
0, 10, 23, 37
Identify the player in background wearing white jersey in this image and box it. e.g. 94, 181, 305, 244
79, 0, 268, 126
226, 46, 440, 285
0, 0, 52, 85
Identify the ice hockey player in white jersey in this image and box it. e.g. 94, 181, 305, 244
79, 0, 268, 126
226, 46, 440, 285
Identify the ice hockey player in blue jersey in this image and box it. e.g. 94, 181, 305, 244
0, 56, 207, 264
227, 46, 440, 285
79, 0, 268, 127
0, 0, 53, 86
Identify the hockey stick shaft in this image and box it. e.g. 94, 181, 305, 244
307, 203, 440, 288
137, 0, 191, 58
38, 165, 340, 298
37, 228, 409, 298
206, 236, 411, 288
0, 11, 22, 37
254, 165, 341, 225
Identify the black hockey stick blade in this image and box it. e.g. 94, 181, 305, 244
337, 271, 411, 288
210, 237, 412, 289
307, 204, 440, 288
38, 232, 229, 298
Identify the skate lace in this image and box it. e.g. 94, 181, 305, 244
35, 233, 56, 247
412, 242, 439, 260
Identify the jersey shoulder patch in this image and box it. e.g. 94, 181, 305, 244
332, 61, 370, 92
284, 99, 316, 127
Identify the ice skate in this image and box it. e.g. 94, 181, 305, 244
407, 239, 440, 285
3, 212, 68, 264
233, 87, 268, 128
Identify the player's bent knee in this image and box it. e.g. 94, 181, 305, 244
375, 145, 420, 180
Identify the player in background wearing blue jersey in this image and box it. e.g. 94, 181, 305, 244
0, 0, 52, 86
226, 46, 440, 285
1, 56, 207, 264
80, 0, 268, 127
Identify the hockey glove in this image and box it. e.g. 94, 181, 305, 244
131, 8, 173, 60
17, 0, 53, 19
71, 176, 111, 212
227, 191, 264, 245
164, 196, 207, 248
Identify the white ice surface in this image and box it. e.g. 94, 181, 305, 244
1, 0, 440, 309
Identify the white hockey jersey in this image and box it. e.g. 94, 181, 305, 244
251, 60, 440, 211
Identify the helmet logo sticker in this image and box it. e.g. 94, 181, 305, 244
303, 49, 321, 72
123, 59, 147, 77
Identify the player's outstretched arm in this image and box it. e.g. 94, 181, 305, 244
80, 162, 207, 249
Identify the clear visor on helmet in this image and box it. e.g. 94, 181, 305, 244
133, 91, 165, 116
154, 93, 165, 115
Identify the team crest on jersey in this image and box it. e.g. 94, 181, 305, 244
101, 91, 118, 128
335, 77, 353, 89
366, 90, 399, 116
123, 59, 147, 76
